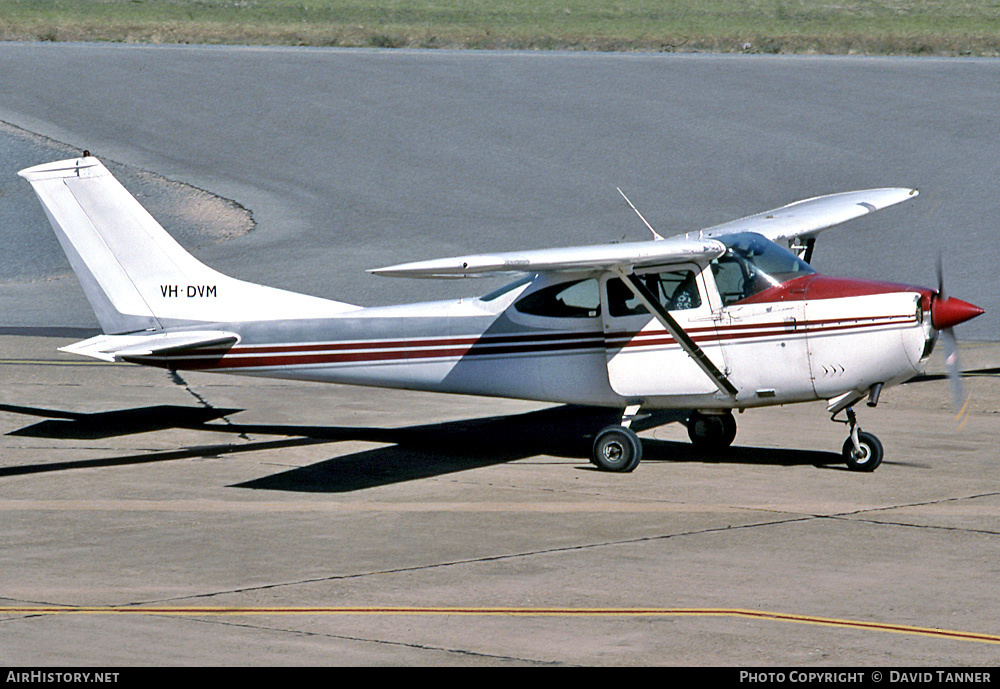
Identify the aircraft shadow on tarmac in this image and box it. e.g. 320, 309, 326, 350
1, 403, 241, 439
906, 366, 1000, 382
236, 436, 844, 494
1, 402, 844, 489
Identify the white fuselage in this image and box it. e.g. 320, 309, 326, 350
152, 266, 934, 412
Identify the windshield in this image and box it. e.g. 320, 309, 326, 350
711, 232, 815, 306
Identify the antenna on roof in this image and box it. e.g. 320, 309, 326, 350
616, 187, 663, 240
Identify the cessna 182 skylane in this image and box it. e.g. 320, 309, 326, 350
19, 156, 984, 473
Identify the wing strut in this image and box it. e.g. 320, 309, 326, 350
615, 269, 738, 399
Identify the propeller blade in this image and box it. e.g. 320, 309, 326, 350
939, 327, 969, 422
936, 254, 946, 300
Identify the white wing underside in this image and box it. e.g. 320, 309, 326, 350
373, 187, 917, 278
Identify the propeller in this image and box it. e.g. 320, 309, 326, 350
930, 256, 985, 424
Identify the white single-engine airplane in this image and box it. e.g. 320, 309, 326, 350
20, 156, 984, 472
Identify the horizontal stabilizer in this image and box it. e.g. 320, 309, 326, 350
371, 236, 726, 278
60, 330, 240, 363
690, 188, 918, 243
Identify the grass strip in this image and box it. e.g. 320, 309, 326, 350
1, 0, 999, 55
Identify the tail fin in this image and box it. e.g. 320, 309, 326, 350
19, 156, 357, 334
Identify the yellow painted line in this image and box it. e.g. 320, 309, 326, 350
957, 396, 972, 430
3, 606, 998, 645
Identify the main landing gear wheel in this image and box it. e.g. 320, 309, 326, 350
687, 410, 737, 451
843, 431, 883, 472
591, 426, 643, 472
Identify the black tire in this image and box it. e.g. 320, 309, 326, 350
687, 410, 737, 450
842, 431, 884, 472
591, 426, 643, 472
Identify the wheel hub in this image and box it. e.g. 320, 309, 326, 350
603, 441, 624, 461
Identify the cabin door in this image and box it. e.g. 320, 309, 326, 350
600, 266, 728, 399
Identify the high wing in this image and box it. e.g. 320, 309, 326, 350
370, 236, 726, 278
685, 188, 918, 251
373, 188, 916, 278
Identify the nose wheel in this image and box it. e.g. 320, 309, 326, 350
842, 431, 883, 471
839, 407, 884, 472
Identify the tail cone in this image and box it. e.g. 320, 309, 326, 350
931, 296, 985, 331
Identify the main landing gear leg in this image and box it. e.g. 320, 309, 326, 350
591, 405, 643, 472
840, 406, 884, 472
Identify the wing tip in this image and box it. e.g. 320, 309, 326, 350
18, 155, 104, 182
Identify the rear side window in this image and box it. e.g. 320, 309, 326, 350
515, 279, 601, 318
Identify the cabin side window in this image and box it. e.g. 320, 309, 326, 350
711, 256, 753, 306
605, 270, 702, 317
514, 278, 601, 318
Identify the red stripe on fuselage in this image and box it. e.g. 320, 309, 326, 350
606, 314, 915, 350
213, 329, 603, 356
149, 312, 917, 371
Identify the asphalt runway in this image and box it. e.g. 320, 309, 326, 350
1, 44, 999, 665
0, 44, 997, 339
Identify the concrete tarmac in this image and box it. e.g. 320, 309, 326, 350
1, 335, 999, 665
